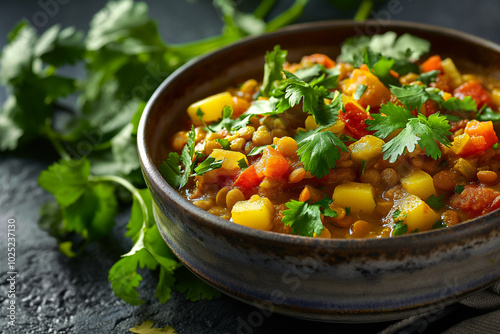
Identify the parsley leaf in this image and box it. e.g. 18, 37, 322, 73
158, 152, 182, 189
441, 96, 477, 112
174, 265, 221, 301
455, 185, 465, 194
295, 129, 348, 178
477, 106, 500, 122
215, 138, 230, 150
367, 103, 413, 138
432, 220, 447, 229
237, 158, 248, 170
261, 45, 287, 97
426, 194, 444, 209
180, 128, 196, 186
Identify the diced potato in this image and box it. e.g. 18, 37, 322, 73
394, 194, 440, 232
349, 135, 385, 163
401, 170, 436, 200
187, 92, 234, 124
451, 133, 470, 155
453, 157, 477, 180
231, 195, 274, 231
441, 58, 462, 89
332, 182, 376, 214
209, 149, 248, 175
304, 115, 345, 133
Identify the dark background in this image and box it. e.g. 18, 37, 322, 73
1, 1, 499, 333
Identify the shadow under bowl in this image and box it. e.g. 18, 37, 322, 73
138, 20, 500, 322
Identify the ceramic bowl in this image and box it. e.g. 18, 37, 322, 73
138, 21, 500, 322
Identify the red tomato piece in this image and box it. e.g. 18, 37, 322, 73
450, 185, 500, 217
458, 120, 498, 156
453, 81, 491, 108
338, 102, 374, 139
301, 53, 336, 69
234, 164, 262, 189
254, 146, 289, 179
421, 55, 443, 73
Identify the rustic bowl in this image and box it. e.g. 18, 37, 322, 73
138, 20, 500, 322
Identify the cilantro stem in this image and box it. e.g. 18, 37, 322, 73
354, 0, 373, 21
253, 0, 278, 19
89, 175, 150, 228
45, 124, 71, 161
264, 0, 309, 32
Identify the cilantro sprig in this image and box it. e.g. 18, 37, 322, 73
282, 196, 336, 237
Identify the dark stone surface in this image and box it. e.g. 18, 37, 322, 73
1, 1, 500, 333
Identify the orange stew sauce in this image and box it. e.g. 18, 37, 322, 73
167, 51, 500, 239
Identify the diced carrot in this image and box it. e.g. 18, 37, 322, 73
338, 102, 374, 139
389, 69, 399, 78
450, 185, 500, 217
299, 187, 311, 202
422, 55, 443, 73
453, 81, 491, 108
298, 185, 325, 203
301, 53, 336, 69
234, 164, 263, 189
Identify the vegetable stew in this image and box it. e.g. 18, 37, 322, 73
160, 32, 500, 238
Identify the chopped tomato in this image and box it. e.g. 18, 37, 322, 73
422, 55, 443, 73
254, 147, 290, 179
421, 100, 439, 117
301, 53, 336, 69
456, 120, 498, 157
339, 102, 374, 139
453, 81, 491, 108
234, 164, 262, 189
450, 185, 500, 217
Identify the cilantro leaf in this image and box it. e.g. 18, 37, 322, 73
295, 129, 348, 178
477, 106, 500, 122
392, 221, 408, 236
432, 220, 447, 229
38, 159, 91, 207
248, 145, 271, 156
244, 97, 281, 116
390, 85, 429, 112
441, 96, 477, 112
426, 194, 444, 209
193, 157, 223, 175
261, 45, 287, 97
158, 152, 182, 189
34, 25, 85, 67
215, 138, 230, 150
417, 70, 440, 86
174, 266, 221, 301
282, 200, 324, 237
366, 103, 413, 138
354, 84, 367, 100
455, 185, 465, 194
179, 128, 196, 187
237, 158, 248, 170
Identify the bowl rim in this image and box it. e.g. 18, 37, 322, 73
138, 20, 500, 251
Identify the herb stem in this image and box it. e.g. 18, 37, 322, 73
90, 174, 149, 228
265, 0, 309, 32
253, 0, 278, 19
45, 125, 71, 161
354, 0, 373, 21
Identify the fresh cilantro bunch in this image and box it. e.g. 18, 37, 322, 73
1, 0, 313, 305
282, 196, 337, 237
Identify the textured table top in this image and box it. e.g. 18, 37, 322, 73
1, 1, 499, 333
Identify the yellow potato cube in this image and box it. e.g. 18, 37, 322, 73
451, 133, 470, 155
187, 92, 234, 124
231, 195, 274, 231
453, 157, 477, 180
441, 58, 462, 89
491, 89, 500, 107
401, 170, 436, 200
332, 182, 376, 214
209, 149, 248, 175
349, 135, 385, 163
394, 194, 440, 232
305, 115, 345, 134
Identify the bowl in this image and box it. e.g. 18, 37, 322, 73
137, 20, 500, 322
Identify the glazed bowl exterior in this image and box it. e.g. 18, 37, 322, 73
138, 21, 500, 322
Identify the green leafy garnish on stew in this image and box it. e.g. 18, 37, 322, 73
282, 196, 336, 237
426, 194, 444, 209
392, 221, 408, 236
